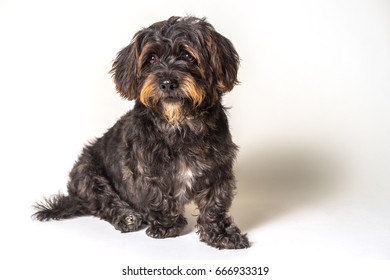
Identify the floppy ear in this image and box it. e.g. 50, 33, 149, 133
110, 38, 139, 100
208, 31, 240, 94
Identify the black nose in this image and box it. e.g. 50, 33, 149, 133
159, 79, 178, 93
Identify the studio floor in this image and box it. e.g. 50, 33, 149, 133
1, 0, 390, 279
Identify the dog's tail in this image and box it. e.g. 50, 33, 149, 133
32, 193, 89, 221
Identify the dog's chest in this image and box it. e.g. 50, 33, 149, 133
177, 158, 198, 188
172, 154, 208, 200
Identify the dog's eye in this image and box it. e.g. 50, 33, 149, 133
148, 54, 158, 64
179, 51, 195, 63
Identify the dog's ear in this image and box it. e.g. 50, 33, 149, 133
207, 31, 240, 94
110, 35, 140, 100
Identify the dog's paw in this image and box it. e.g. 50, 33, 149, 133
146, 224, 183, 239
146, 215, 187, 239
198, 223, 250, 249
215, 232, 250, 249
114, 211, 142, 233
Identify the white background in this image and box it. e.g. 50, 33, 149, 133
1, 0, 390, 279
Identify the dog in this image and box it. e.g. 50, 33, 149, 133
33, 16, 249, 249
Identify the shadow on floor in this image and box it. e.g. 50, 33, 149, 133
231, 142, 345, 232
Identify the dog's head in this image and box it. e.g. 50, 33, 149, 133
111, 16, 239, 125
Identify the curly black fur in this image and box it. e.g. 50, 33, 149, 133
33, 16, 249, 249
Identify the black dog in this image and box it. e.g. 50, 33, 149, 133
33, 16, 249, 249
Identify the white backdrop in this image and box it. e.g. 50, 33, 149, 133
1, 0, 390, 279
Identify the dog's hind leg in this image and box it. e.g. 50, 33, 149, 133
42, 156, 143, 233
33, 175, 143, 233
68, 171, 143, 233
92, 183, 143, 233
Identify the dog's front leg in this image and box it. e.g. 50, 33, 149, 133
146, 212, 187, 239
195, 179, 249, 249
144, 189, 188, 239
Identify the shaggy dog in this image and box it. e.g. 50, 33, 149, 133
33, 16, 249, 249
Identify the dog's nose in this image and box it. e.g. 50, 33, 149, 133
159, 79, 178, 93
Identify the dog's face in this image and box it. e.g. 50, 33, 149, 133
111, 16, 239, 124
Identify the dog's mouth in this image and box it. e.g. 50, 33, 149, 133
162, 96, 182, 104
